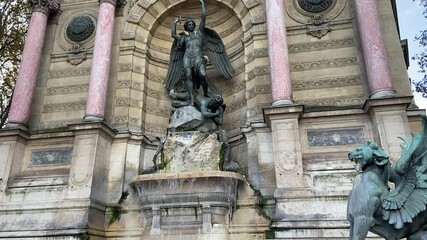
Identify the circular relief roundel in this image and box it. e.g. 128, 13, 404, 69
66, 15, 95, 42
298, 0, 334, 13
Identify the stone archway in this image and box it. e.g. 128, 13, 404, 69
114, 0, 269, 138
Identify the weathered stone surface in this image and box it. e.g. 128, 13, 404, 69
159, 132, 223, 173
168, 106, 218, 132
130, 171, 245, 239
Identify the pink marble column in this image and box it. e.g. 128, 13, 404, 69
266, 0, 293, 106
84, 0, 120, 122
355, 0, 396, 99
7, 1, 60, 128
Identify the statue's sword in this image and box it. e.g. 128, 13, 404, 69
173, 16, 209, 24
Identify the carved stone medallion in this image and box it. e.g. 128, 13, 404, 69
66, 15, 95, 42
297, 0, 333, 13
286, 0, 345, 23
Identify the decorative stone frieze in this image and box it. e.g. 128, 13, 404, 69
294, 96, 365, 106
292, 75, 362, 90
288, 38, 354, 53
290, 57, 358, 72
224, 118, 247, 132
221, 82, 246, 97
254, 65, 269, 76
28, 0, 60, 15
253, 48, 268, 58
227, 98, 248, 112
48, 67, 91, 78
144, 88, 165, 99
46, 84, 88, 95
143, 106, 170, 118
42, 102, 86, 113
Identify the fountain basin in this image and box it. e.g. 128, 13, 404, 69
130, 171, 245, 239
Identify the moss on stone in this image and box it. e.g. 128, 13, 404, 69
107, 206, 127, 225
219, 143, 226, 170
77, 233, 90, 240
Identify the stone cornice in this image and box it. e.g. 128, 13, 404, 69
28, 0, 61, 16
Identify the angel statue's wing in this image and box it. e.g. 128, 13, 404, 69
381, 115, 427, 229
165, 36, 185, 91
202, 27, 234, 79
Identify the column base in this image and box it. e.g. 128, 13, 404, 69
83, 115, 105, 123
3, 123, 29, 131
271, 99, 294, 107
369, 89, 396, 99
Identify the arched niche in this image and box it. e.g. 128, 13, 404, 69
118, 0, 267, 138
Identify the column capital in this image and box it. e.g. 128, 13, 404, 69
28, 0, 60, 16
99, 0, 126, 7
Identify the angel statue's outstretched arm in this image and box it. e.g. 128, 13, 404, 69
171, 18, 180, 39
199, 0, 206, 32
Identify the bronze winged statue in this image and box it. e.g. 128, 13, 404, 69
347, 116, 427, 239
165, 0, 234, 106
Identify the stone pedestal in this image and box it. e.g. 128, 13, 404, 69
263, 106, 305, 221
131, 171, 244, 240
159, 132, 223, 173
364, 97, 413, 161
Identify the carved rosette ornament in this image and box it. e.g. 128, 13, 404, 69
66, 16, 96, 42
285, 0, 346, 39
28, 0, 60, 15
297, 0, 333, 13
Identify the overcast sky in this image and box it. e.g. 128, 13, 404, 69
396, 0, 427, 109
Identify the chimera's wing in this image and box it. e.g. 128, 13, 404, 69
382, 116, 427, 229
165, 36, 185, 91
202, 28, 234, 79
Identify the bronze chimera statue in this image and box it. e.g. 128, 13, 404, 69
347, 116, 427, 240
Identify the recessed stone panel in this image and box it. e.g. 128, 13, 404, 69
307, 128, 365, 147
29, 148, 73, 165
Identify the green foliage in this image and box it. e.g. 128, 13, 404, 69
0, 1, 31, 128
107, 205, 127, 225
412, 0, 427, 97
77, 233, 90, 240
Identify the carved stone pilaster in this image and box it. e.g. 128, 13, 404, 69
28, 0, 60, 16
99, 0, 126, 7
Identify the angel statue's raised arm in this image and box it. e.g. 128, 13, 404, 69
165, 0, 234, 107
